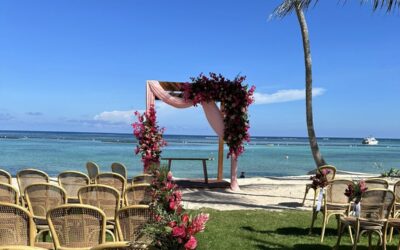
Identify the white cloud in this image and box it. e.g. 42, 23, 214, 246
94, 110, 143, 124
254, 87, 326, 105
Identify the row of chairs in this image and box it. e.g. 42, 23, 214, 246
309, 173, 400, 249
0, 202, 151, 250
0, 166, 154, 249
0, 165, 153, 203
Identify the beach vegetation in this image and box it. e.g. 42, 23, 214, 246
381, 167, 400, 177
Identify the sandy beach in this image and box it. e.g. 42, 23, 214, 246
9, 172, 392, 211
181, 173, 389, 211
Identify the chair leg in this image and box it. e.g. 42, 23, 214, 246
352, 224, 360, 250
367, 232, 372, 250
321, 212, 328, 242
348, 225, 354, 245
302, 185, 310, 205
383, 225, 388, 250
309, 208, 317, 234
335, 222, 346, 250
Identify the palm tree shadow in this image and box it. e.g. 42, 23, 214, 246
241, 226, 337, 236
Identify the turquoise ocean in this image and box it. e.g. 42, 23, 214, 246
1, 130, 399, 178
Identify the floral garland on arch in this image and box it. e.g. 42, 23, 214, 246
182, 73, 255, 158
132, 105, 167, 172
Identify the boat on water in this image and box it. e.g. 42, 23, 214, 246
362, 136, 379, 145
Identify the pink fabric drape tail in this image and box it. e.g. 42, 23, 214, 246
230, 154, 240, 191
201, 102, 224, 138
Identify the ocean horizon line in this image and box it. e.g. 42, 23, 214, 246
1, 129, 399, 140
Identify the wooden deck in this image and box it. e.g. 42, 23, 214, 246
175, 178, 230, 189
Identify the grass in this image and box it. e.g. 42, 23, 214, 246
196, 209, 400, 250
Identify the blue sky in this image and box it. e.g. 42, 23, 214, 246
0, 0, 399, 137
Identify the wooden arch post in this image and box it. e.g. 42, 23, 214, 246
217, 101, 224, 181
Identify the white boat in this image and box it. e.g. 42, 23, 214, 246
362, 136, 379, 145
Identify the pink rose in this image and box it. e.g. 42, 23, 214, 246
167, 171, 173, 181
172, 225, 186, 238
169, 200, 175, 210
181, 214, 190, 224
168, 221, 177, 228
184, 236, 197, 250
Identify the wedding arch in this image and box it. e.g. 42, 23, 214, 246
145, 74, 255, 190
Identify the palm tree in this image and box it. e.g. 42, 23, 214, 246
271, 0, 399, 168
272, 0, 327, 167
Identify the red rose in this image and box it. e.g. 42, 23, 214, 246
168, 221, 177, 228
184, 235, 197, 250
172, 225, 186, 238
169, 200, 176, 210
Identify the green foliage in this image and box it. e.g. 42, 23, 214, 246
381, 167, 400, 177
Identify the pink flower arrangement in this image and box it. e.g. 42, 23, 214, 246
145, 165, 209, 250
345, 180, 368, 203
309, 169, 331, 189
182, 73, 255, 159
132, 105, 167, 172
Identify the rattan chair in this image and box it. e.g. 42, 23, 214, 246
96, 173, 126, 199
0, 246, 49, 249
58, 171, 90, 203
0, 202, 36, 247
302, 165, 336, 205
24, 183, 67, 240
364, 178, 389, 189
0, 169, 12, 184
87, 162, 100, 184
124, 184, 152, 206
335, 189, 395, 250
16, 169, 49, 198
0, 183, 20, 205
78, 184, 121, 241
111, 163, 127, 180
388, 180, 400, 242
310, 179, 353, 243
89, 241, 136, 250
132, 174, 154, 186
47, 204, 106, 250
116, 205, 151, 246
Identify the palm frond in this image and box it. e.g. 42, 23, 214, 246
270, 0, 319, 19
362, 0, 400, 12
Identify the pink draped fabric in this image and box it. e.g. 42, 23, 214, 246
146, 81, 224, 137
146, 80, 239, 190
230, 156, 239, 191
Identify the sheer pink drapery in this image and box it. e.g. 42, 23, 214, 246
146, 81, 224, 137
146, 80, 239, 190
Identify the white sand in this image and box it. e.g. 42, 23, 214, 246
181, 173, 390, 211
10, 173, 393, 211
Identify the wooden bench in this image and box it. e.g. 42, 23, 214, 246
161, 157, 214, 184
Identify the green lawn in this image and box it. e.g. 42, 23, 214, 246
196, 209, 400, 250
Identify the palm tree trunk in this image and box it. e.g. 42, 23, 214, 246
295, 2, 327, 167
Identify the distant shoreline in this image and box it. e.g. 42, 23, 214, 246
1, 129, 400, 140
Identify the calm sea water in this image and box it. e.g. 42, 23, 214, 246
0, 130, 399, 178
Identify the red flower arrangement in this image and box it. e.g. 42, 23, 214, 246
145, 165, 209, 250
132, 105, 167, 172
309, 169, 331, 190
345, 180, 368, 203
182, 73, 255, 159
